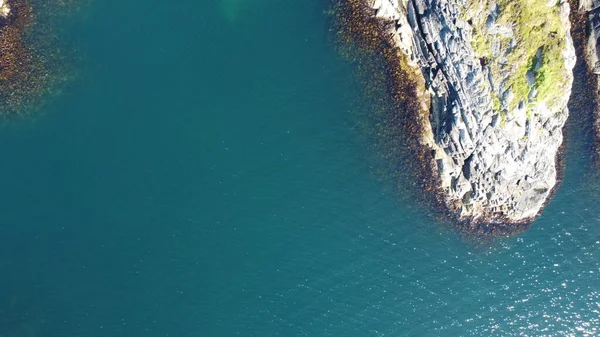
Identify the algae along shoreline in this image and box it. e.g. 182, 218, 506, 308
0, 0, 82, 118
333, 0, 585, 234
331, 0, 468, 232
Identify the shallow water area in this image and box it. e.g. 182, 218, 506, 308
219, 0, 265, 22
0, 0, 598, 336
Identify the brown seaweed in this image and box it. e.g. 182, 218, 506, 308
0, 0, 83, 117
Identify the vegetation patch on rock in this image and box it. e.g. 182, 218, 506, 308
463, 0, 570, 114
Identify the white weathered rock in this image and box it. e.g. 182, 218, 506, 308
368, 0, 575, 223
0, 0, 9, 18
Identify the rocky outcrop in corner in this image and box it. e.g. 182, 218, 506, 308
369, 0, 575, 223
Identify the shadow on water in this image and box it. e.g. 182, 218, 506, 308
564, 0, 600, 192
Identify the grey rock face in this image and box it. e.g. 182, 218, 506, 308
582, 0, 600, 74
369, 0, 575, 222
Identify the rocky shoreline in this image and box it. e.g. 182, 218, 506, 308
337, 0, 578, 227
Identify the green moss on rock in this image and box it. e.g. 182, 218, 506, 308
463, 0, 569, 113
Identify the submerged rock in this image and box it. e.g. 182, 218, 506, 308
366, 0, 575, 224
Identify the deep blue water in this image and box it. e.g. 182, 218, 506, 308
0, 0, 599, 336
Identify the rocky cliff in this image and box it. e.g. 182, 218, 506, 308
368, 0, 575, 223
581, 0, 600, 73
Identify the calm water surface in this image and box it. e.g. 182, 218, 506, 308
0, 0, 598, 336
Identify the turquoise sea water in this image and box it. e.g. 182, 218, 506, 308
0, 0, 599, 336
